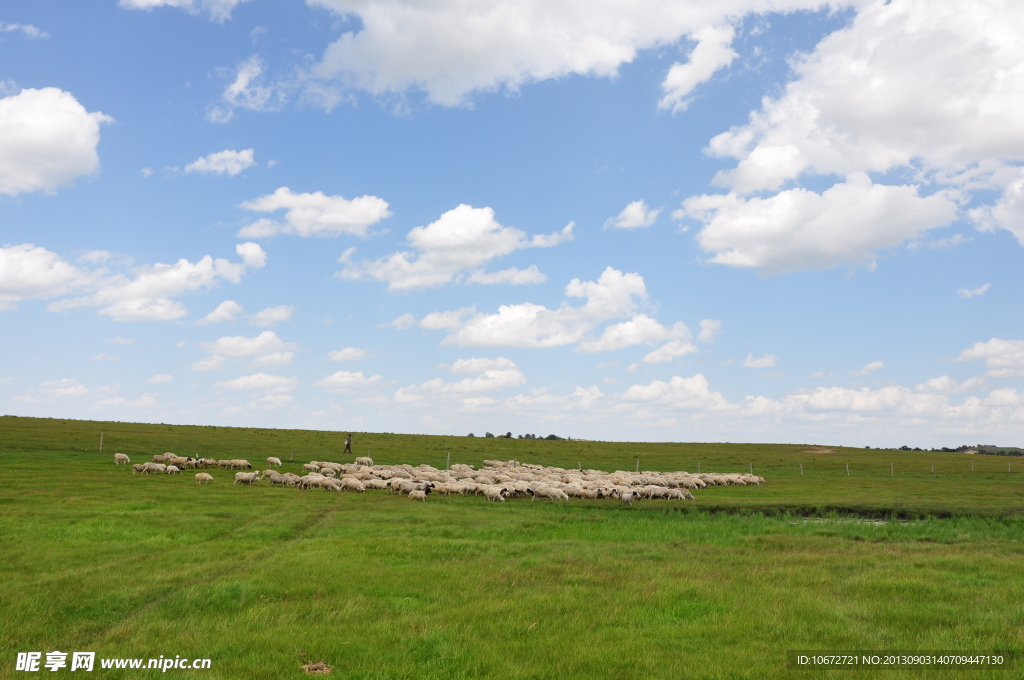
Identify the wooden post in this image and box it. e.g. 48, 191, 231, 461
99, 432, 103, 453
971, 461, 974, 474
446, 452, 451, 470
1010, 461, 1012, 473
698, 462, 701, 474
578, 461, 581, 471
635, 460, 639, 473
931, 462, 934, 473
845, 463, 850, 476
749, 463, 753, 474
799, 463, 803, 476
890, 463, 894, 476
289, 450, 295, 462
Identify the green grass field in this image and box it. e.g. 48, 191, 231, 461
1, 416, 1022, 679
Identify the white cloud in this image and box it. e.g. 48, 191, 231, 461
48, 243, 266, 322
743, 353, 777, 368
385, 313, 417, 330
958, 283, 991, 299
304, 0, 828, 107
207, 55, 283, 122
680, 174, 959, 274
0, 244, 97, 311
420, 357, 526, 394
314, 370, 382, 390
190, 355, 226, 372
215, 372, 298, 393
41, 379, 88, 399
914, 375, 984, 394
339, 204, 573, 290
0, 22, 48, 39
140, 167, 153, 177
328, 347, 371, 361
238, 186, 391, 238
620, 374, 728, 411
604, 200, 661, 229
149, 374, 173, 384
110, 336, 134, 344
658, 24, 737, 113
184, 148, 255, 176
420, 307, 476, 331
250, 304, 294, 327
689, 0, 1024, 263
198, 300, 245, 325
199, 330, 298, 367
639, 339, 699, 364
697, 319, 721, 343
437, 267, 648, 348
91, 353, 118, 361
0, 88, 112, 196
958, 338, 1024, 377
119, 0, 249, 21
578, 314, 689, 352
851, 360, 884, 376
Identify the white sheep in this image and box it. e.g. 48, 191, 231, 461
302, 463, 320, 474
620, 491, 637, 506
131, 464, 146, 474
483, 487, 506, 502
267, 457, 283, 467
234, 472, 261, 485
195, 473, 213, 485
355, 456, 373, 466
114, 453, 130, 465
408, 489, 430, 501
165, 465, 181, 475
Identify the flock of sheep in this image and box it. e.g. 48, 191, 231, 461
114, 451, 766, 505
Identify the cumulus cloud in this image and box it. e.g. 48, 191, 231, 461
250, 304, 294, 327
620, 374, 728, 411
110, 336, 134, 344
578, 314, 689, 352
184, 148, 255, 176
638, 339, 699, 364
743, 353, 777, 368
314, 370, 382, 390
658, 24, 737, 113
0, 22, 48, 39
395, 357, 526, 404
683, 0, 1024, 268
0, 244, 97, 311
149, 374, 173, 384
339, 204, 573, 290
198, 300, 245, 325
679, 174, 958, 274
958, 283, 991, 299
207, 55, 283, 122
304, 0, 827, 107
604, 200, 661, 229
958, 338, 1024, 377
851, 360, 883, 376
434, 267, 648, 348
14, 378, 89, 403
697, 319, 721, 343
48, 243, 266, 322
238, 186, 391, 238
0, 88, 113, 196
119, 0, 249, 21
914, 375, 984, 394
328, 347, 371, 360
198, 330, 298, 368
214, 372, 298, 393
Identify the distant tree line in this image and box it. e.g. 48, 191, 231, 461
466, 432, 565, 440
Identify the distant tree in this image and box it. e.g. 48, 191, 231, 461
505, 432, 512, 438
467, 433, 475, 437
485, 432, 494, 438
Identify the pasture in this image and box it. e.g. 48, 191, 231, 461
1, 416, 1022, 679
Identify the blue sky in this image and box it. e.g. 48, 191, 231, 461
2, 0, 1023, 446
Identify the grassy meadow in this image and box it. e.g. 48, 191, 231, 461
1, 416, 1022, 679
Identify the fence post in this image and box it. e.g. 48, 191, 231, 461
749, 463, 753, 474
971, 461, 974, 474
447, 452, 451, 470
636, 460, 640, 473
698, 462, 701, 473
845, 463, 850, 476
931, 462, 934, 473
890, 463, 894, 476
799, 463, 803, 476
99, 432, 103, 453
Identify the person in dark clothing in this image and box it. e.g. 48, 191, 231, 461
343, 434, 352, 455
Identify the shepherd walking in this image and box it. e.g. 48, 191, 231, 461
343, 433, 352, 455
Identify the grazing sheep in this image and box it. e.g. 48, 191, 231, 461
267, 457, 283, 467
142, 463, 166, 474
152, 454, 171, 463
302, 463, 321, 474
234, 472, 261, 485
408, 488, 430, 501
165, 465, 181, 475
217, 460, 232, 469
620, 491, 637, 506
195, 473, 213, 485
483, 487, 506, 502
355, 456, 373, 466
341, 478, 366, 493
131, 464, 146, 474
114, 453, 130, 465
